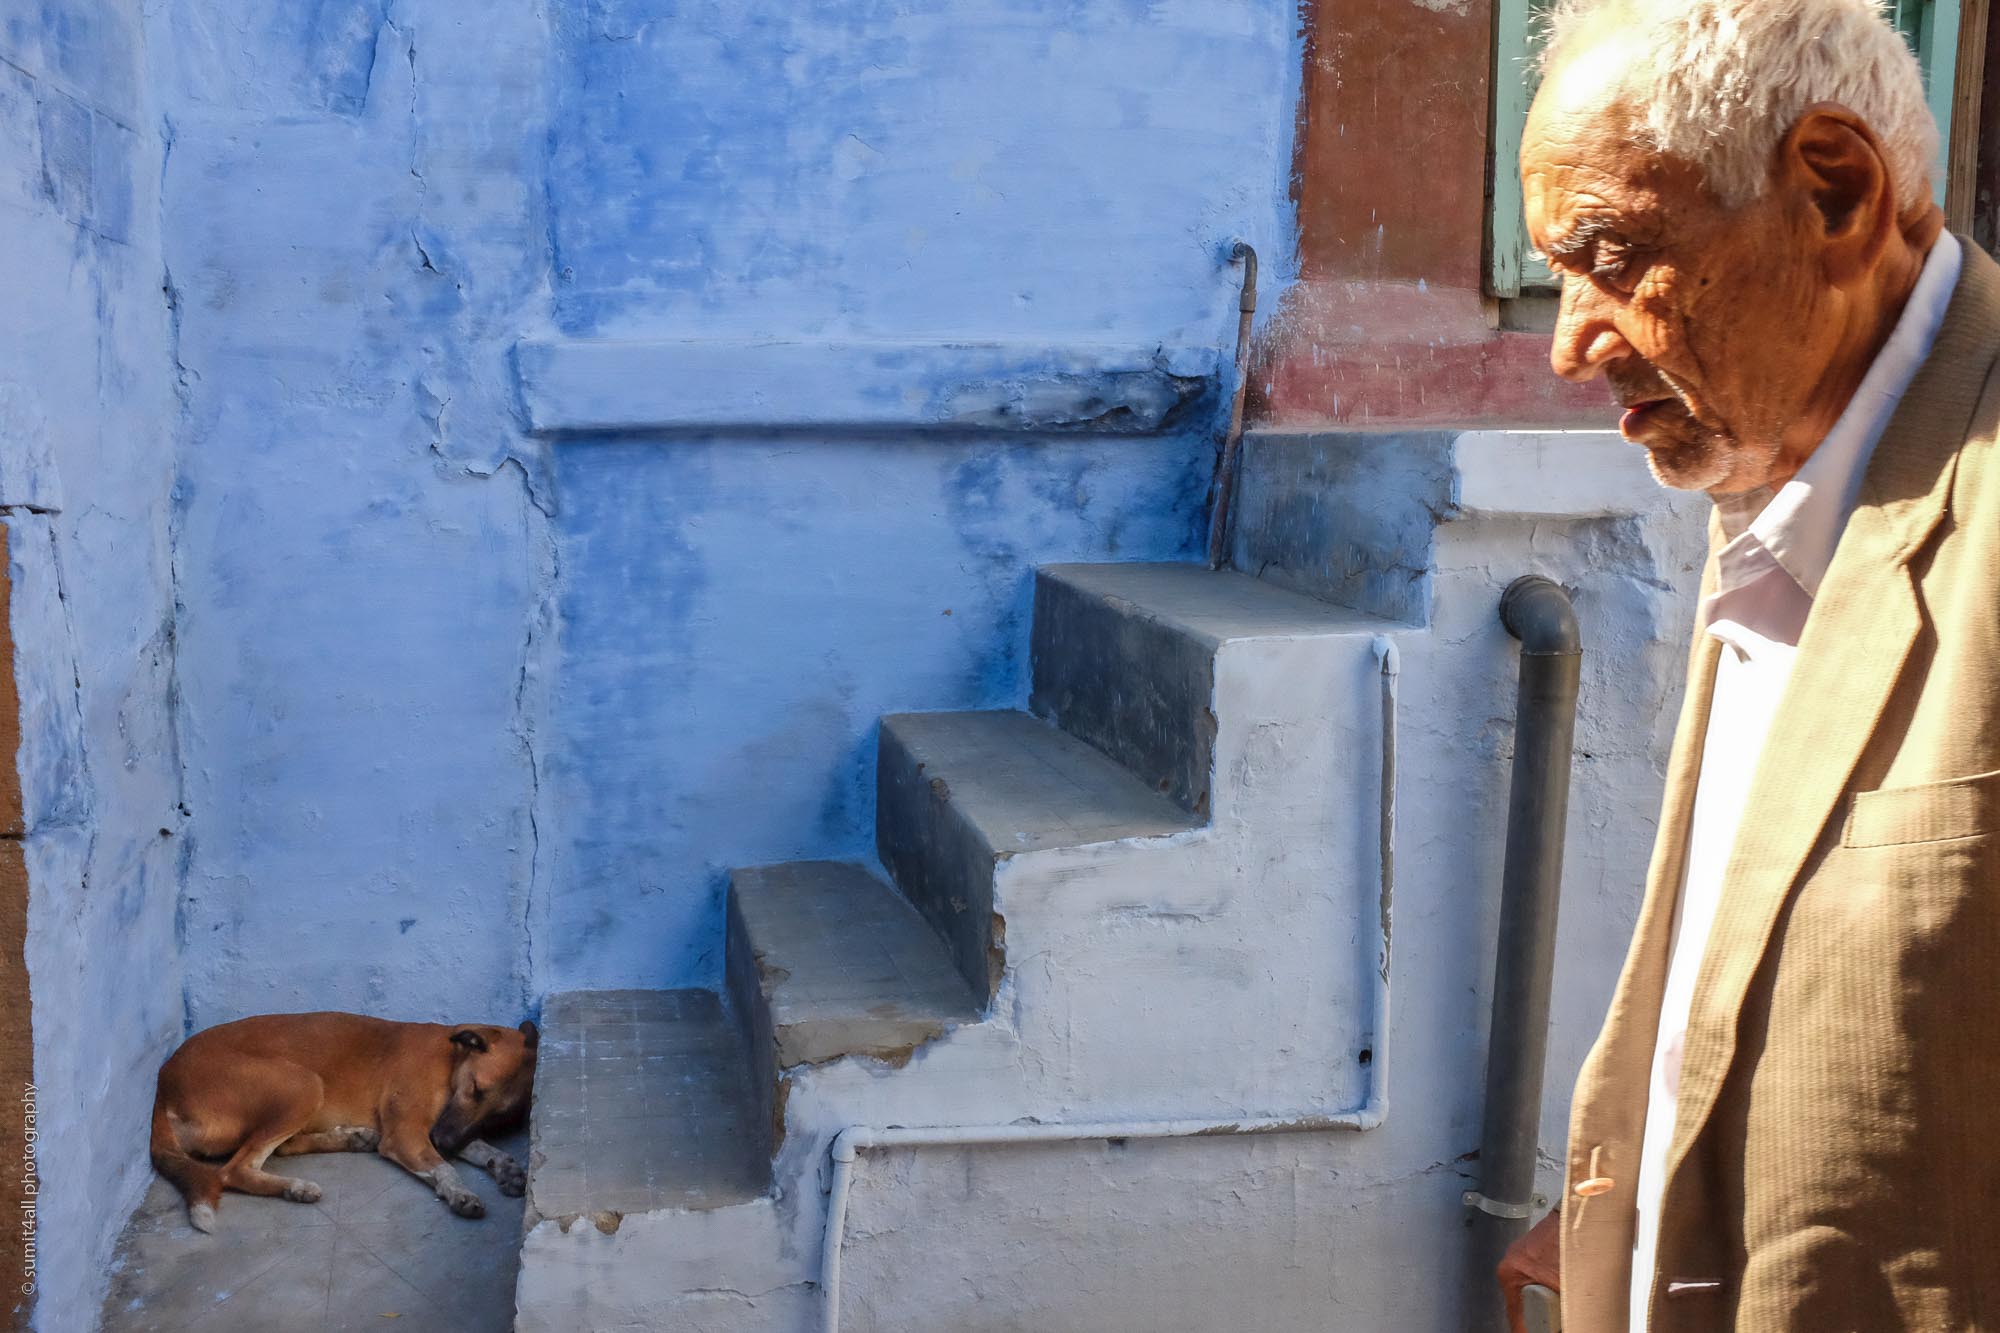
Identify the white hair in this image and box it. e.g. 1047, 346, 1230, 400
1541, 0, 1939, 210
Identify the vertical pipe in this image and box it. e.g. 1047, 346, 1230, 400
1470, 576, 1581, 1323
1205, 242, 1258, 571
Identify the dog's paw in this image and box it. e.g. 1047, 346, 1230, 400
188, 1203, 217, 1234
283, 1179, 323, 1204
492, 1154, 526, 1197
447, 1191, 486, 1220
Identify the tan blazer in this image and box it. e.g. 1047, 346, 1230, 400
1562, 238, 2000, 1333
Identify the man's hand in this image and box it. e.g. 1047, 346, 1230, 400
1498, 1209, 1561, 1333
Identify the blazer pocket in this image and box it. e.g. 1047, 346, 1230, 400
1843, 768, 2000, 848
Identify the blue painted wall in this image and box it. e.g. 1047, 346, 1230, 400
540, 0, 1299, 989
159, 0, 1304, 1014
550, 2, 1294, 341
0, 5, 1710, 1325
0, 5, 183, 1329
0, 8, 1301, 1313
161, 0, 557, 1032
548, 436, 1210, 985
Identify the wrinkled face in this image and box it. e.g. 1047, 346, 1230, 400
1520, 38, 1847, 493
430, 1020, 539, 1156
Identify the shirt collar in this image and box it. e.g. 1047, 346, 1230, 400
1714, 230, 1963, 601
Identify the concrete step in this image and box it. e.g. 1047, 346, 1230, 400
518, 988, 815, 1332
525, 989, 769, 1229
1030, 561, 1394, 817
877, 708, 1200, 1000
726, 860, 980, 1068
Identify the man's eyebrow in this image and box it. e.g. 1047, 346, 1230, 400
1541, 217, 1613, 262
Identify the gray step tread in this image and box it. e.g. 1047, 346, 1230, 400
528, 989, 766, 1221
881, 709, 1200, 854
732, 861, 980, 1066
1039, 561, 1395, 645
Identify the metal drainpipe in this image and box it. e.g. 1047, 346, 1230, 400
1205, 241, 1258, 571
1467, 576, 1582, 1323
815, 635, 1398, 1333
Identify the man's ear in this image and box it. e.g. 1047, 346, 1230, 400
1779, 102, 1897, 284
450, 1028, 489, 1054
519, 1019, 540, 1049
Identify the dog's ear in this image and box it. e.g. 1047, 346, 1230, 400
450, 1029, 489, 1054
519, 1019, 540, 1049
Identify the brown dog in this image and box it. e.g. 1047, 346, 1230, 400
149, 1012, 538, 1232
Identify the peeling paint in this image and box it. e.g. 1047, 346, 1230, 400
2, 6, 183, 1328
162, 0, 557, 1031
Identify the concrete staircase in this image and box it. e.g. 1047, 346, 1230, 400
504, 428, 1708, 1329
515, 558, 1400, 1331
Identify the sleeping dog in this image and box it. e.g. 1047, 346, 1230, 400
149, 1011, 538, 1232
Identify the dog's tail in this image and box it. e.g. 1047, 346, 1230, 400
149, 1099, 222, 1233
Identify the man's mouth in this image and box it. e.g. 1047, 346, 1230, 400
1619, 398, 1675, 437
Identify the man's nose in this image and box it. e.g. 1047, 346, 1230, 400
1549, 276, 1634, 382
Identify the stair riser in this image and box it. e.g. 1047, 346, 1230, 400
722, 892, 781, 1155
517, 1202, 811, 1333
1030, 570, 1216, 817
1228, 430, 1457, 625
875, 723, 998, 1002
990, 837, 1371, 1111
1207, 634, 1386, 824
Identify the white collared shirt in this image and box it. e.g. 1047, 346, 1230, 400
1627, 231, 1963, 1330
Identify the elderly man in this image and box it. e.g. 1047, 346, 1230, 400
1498, 0, 2000, 1329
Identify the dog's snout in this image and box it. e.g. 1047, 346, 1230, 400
429, 1119, 468, 1157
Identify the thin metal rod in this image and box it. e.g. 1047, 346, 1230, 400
1205, 241, 1258, 571
818, 633, 1399, 1333
1371, 634, 1397, 1100
1470, 576, 1581, 1325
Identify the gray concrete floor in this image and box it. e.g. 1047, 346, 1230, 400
100, 1130, 527, 1332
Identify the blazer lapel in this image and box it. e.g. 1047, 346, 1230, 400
1563, 538, 1721, 1319
1663, 238, 2000, 1176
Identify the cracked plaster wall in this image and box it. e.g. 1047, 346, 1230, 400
5, 1, 1717, 1325
158, 0, 557, 1031
153, 0, 1304, 1022
545, 0, 1302, 992
135, 21, 1407, 1325
153, 0, 1304, 1007
1, 4, 183, 1329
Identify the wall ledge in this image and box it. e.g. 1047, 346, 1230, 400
1230, 428, 1693, 623
1448, 429, 1662, 518
513, 338, 1221, 437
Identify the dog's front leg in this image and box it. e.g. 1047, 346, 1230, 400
457, 1139, 526, 1197
378, 1130, 487, 1219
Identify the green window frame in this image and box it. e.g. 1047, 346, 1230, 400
1487, 0, 1963, 297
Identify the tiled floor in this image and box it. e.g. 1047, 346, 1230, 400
100, 1129, 528, 1333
